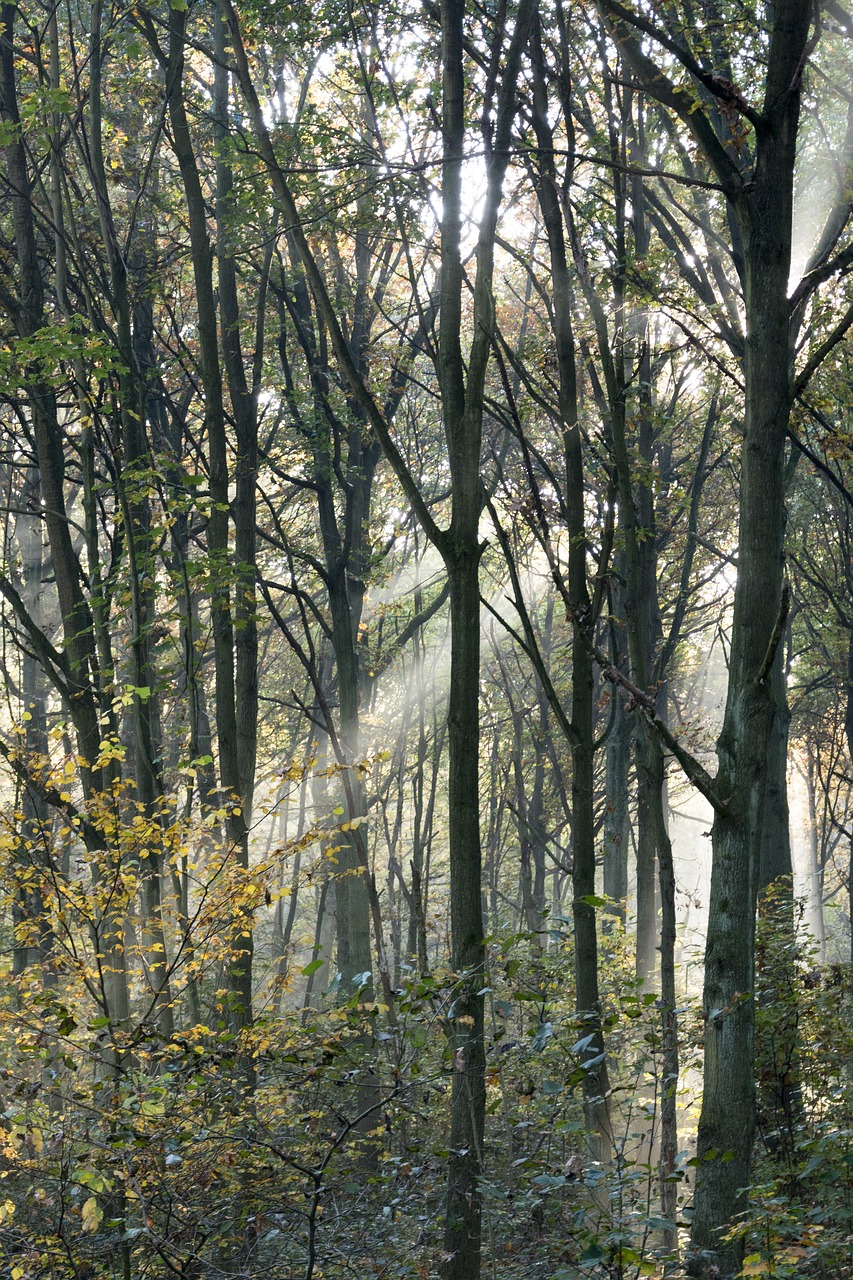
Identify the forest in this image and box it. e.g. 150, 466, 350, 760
0, 0, 851, 1276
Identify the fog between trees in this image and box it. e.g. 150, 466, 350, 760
0, 1, 851, 1278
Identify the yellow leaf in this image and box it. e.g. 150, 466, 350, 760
82, 1196, 102, 1232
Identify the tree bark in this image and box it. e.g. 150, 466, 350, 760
691, 9, 809, 1263
596, 4, 813, 1268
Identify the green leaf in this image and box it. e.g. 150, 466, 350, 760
301, 959, 324, 976
531, 1020, 553, 1051
644, 1216, 677, 1232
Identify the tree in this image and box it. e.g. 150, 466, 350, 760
597, 3, 835, 1271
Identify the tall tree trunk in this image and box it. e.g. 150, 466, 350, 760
12, 470, 53, 979
690, 16, 807, 1265
529, 4, 613, 1159
221, 1, 533, 1270
804, 749, 826, 961
603, 578, 631, 927
159, 6, 254, 1029
597, 4, 812, 1268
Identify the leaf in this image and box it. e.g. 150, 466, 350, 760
644, 1216, 677, 1232
531, 1021, 553, 1051
579, 1242, 605, 1266
82, 1196, 103, 1232
533, 1173, 565, 1188
740, 1254, 769, 1276
301, 959, 324, 976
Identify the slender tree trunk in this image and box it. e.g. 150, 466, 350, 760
220, 1, 532, 1270
804, 750, 826, 960
439, 3, 536, 1270
529, 5, 613, 1157
844, 630, 853, 966
159, 7, 254, 1029
442, 548, 487, 1275
603, 579, 631, 927
12, 471, 53, 979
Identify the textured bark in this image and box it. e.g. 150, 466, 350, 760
596, 4, 813, 1269
690, 8, 809, 1263
442, 550, 487, 1274
755, 640, 800, 1158
758, 642, 793, 894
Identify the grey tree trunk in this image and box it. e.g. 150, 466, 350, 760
529, 5, 613, 1160
603, 579, 632, 926
157, 5, 255, 1029
691, 15, 808, 1267
597, 5, 814, 1271
222, 1, 534, 1269
12, 471, 53, 979
803, 751, 826, 960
